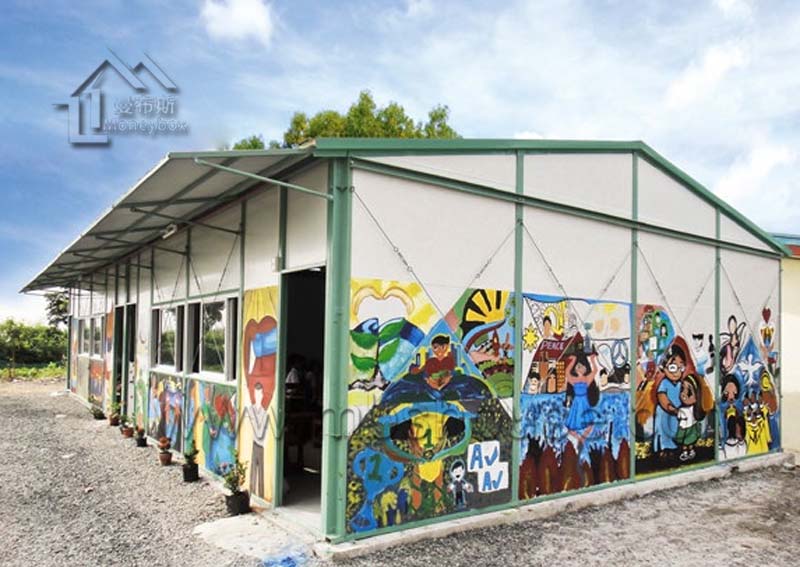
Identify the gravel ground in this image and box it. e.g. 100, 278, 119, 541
334, 460, 800, 566
4, 380, 799, 567
0, 380, 259, 567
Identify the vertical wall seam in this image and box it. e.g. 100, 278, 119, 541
630, 152, 639, 481
714, 208, 721, 463
512, 150, 524, 503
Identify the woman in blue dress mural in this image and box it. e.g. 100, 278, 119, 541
564, 351, 600, 441
653, 343, 686, 458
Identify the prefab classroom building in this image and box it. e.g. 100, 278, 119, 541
24, 139, 788, 542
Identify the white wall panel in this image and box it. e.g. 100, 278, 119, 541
524, 153, 632, 218
638, 159, 716, 239
368, 154, 516, 193
352, 169, 515, 311
637, 232, 716, 342
285, 163, 328, 270
153, 232, 187, 303
720, 214, 774, 253
719, 249, 781, 341
522, 207, 631, 304
189, 204, 241, 297
137, 265, 151, 374
244, 188, 280, 289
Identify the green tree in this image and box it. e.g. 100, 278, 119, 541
230, 90, 459, 149
45, 291, 69, 329
232, 134, 266, 150
0, 319, 67, 375
0, 319, 29, 376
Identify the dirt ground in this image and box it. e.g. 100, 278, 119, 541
3, 380, 799, 567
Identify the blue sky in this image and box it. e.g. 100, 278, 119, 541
1, 0, 799, 322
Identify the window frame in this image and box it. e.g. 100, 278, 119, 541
152, 305, 184, 372
187, 296, 238, 382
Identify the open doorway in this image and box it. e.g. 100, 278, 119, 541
281, 267, 326, 516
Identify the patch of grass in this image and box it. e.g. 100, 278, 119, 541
1, 362, 65, 381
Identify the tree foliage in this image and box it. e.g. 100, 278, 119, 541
0, 318, 67, 371
45, 291, 69, 329
228, 90, 459, 150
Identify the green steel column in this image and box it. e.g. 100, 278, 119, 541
66, 307, 72, 391
511, 151, 524, 503
629, 153, 638, 479
273, 186, 288, 506
714, 209, 721, 462
321, 157, 352, 539
777, 258, 783, 452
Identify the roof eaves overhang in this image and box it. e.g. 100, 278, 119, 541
22, 148, 315, 293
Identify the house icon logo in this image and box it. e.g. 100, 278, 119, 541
56, 49, 187, 145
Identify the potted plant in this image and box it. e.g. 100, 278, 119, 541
135, 426, 147, 447
182, 439, 200, 483
120, 415, 134, 438
221, 451, 250, 516
157, 436, 172, 466
108, 402, 121, 426
90, 406, 105, 420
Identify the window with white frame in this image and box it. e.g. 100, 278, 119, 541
153, 306, 183, 370
187, 297, 238, 380
79, 319, 89, 354
91, 317, 102, 356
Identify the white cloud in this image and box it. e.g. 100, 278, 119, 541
715, 143, 797, 203
665, 41, 750, 109
513, 130, 545, 139
714, 0, 754, 20
405, 0, 433, 18
0, 294, 46, 324
201, 0, 273, 47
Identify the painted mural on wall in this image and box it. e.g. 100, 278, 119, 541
133, 367, 146, 428
69, 319, 79, 393
718, 311, 780, 460
346, 279, 514, 535
519, 295, 631, 499
89, 359, 104, 407
104, 311, 114, 410
77, 356, 90, 401
185, 378, 237, 475
239, 286, 279, 501
634, 305, 716, 475
148, 372, 183, 451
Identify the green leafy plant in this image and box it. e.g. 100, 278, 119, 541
221, 450, 247, 494
90, 406, 105, 419
109, 401, 121, 417
183, 438, 199, 465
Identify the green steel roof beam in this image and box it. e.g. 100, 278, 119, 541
193, 158, 333, 202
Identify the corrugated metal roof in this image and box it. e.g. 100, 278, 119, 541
22, 148, 313, 292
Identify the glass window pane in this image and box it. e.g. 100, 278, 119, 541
92, 318, 102, 355
160, 308, 177, 367
202, 301, 226, 374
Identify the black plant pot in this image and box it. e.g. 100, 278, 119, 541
135, 437, 147, 448
225, 491, 250, 516
182, 463, 199, 482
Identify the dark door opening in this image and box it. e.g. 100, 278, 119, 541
113, 306, 124, 406
281, 267, 326, 513
123, 304, 137, 417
